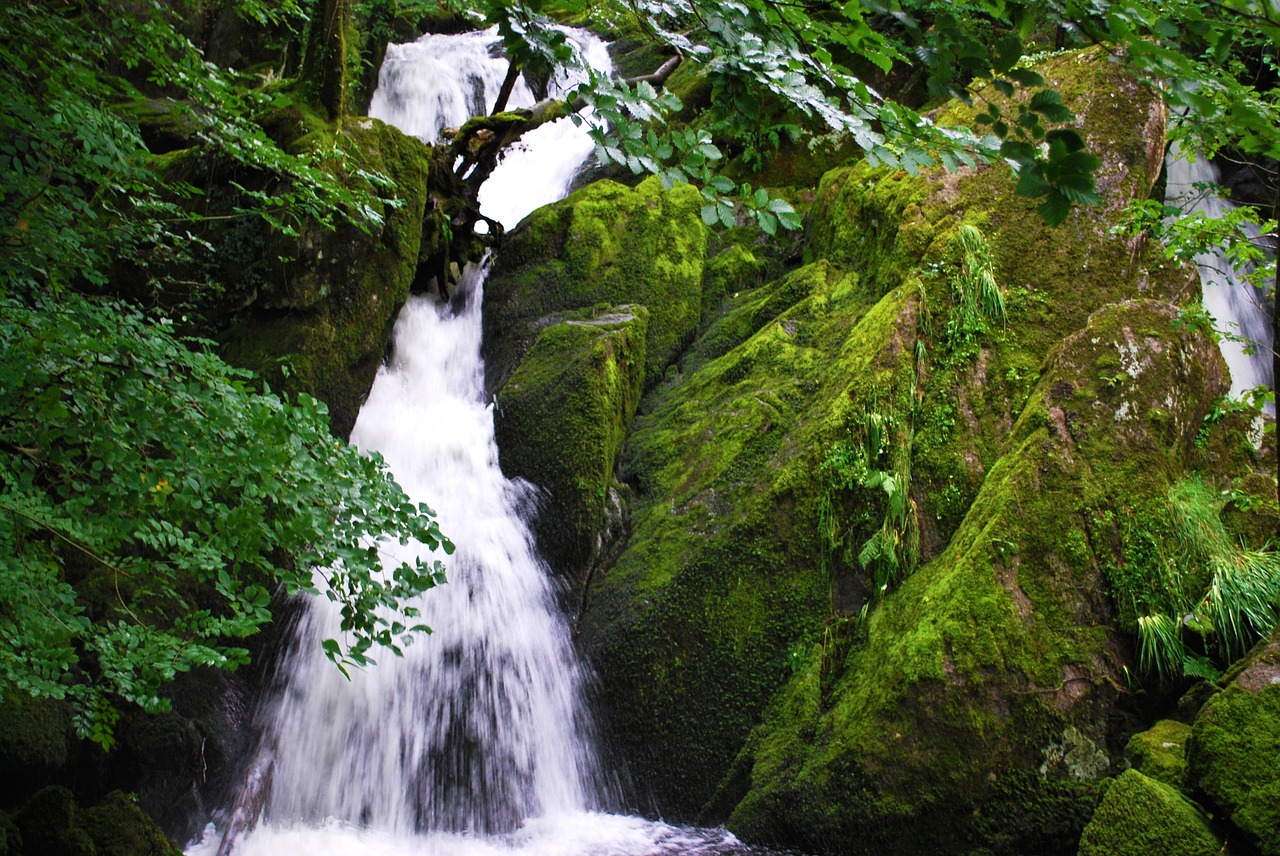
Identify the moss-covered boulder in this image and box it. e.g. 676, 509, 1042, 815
13, 787, 94, 856
219, 115, 441, 438
0, 694, 72, 808
78, 792, 181, 856
583, 258, 909, 816
493, 306, 649, 575
483, 175, 707, 395
1124, 719, 1192, 789
558, 46, 1258, 854
720, 300, 1227, 854
1186, 629, 1280, 854
10, 787, 180, 856
482, 175, 707, 578
1076, 769, 1223, 856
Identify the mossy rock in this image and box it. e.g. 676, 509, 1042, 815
701, 244, 766, 327
721, 300, 1227, 854
14, 787, 93, 856
493, 305, 649, 576
582, 259, 922, 817
1077, 769, 1223, 856
0, 693, 72, 808
1124, 719, 1192, 789
802, 46, 1193, 562
483, 175, 707, 396
0, 812, 20, 856
220, 115, 439, 438
78, 792, 181, 856
1187, 629, 1280, 855
572, 48, 1223, 847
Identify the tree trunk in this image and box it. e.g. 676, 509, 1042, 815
300, 0, 350, 120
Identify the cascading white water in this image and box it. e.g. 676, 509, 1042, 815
263, 267, 600, 832
1165, 144, 1273, 403
188, 25, 767, 856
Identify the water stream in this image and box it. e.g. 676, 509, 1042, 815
1165, 144, 1273, 404
188, 26, 775, 856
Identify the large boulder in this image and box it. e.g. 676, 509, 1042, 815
493, 306, 649, 577
1186, 629, 1280, 854
553, 46, 1266, 854
722, 299, 1227, 853
218, 115, 444, 438
482, 176, 707, 577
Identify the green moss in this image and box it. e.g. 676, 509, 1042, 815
582, 266, 921, 817
1077, 770, 1222, 856
475, 43, 1257, 856
494, 306, 648, 573
701, 244, 766, 326
485, 176, 707, 389
0, 812, 19, 856
14, 787, 93, 856
0, 693, 71, 806
78, 792, 180, 856
717, 299, 1228, 853
1125, 720, 1192, 789
1187, 630, 1280, 855
219, 115, 438, 437
680, 261, 850, 377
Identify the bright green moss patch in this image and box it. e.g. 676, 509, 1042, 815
1125, 720, 1192, 789
701, 244, 766, 326
493, 306, 648, 574
485, 176, 707, 389
1188, 631, 1280, 855
1077, 770, 1222, 856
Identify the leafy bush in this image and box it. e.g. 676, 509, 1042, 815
0, 291, 450, 747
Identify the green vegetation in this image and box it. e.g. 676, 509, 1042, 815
1118, 477, 1280, 682
1187, 631, 1280, 854
1124, 720, 1192, 789
1077, 770, 1223, 856
0, 291, 450, 745
0, 0, 463, 749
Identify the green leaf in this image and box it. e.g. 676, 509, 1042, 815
1037, 190, 1073, 226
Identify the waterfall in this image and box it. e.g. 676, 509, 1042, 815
1165, 144, 1273, 403
188, 25, 773, 856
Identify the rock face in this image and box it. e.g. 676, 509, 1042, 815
483, 46, 1276, 854
219, 115, 442, 439
1186, 629, 1280, 855
484, 176, 707, 577
493, 307, 650, 579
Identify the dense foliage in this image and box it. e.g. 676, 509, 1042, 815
1, 0, 1277, 744
0, 292, 450, 746
0, 0, 448, 746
